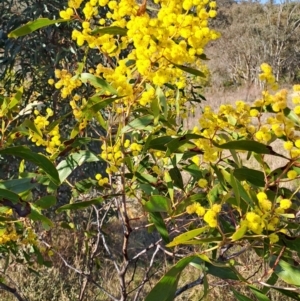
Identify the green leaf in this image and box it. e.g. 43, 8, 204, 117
156, 86, 168, 119
192, 257, 240, 280
56, 197, 104, 213
47, 112, 72, 132
172, 193, 206, 215
91, 26, 128, 36
183, 163, 203, 178
0, 178, 37, 194
166, 136, 197, 156
169, 167, 184, 190
172, 63, 205, 77
22, 119, 42, 137
8, 18, 69, 38
56, 150, 99, 183
138, 184, 159, 195
197, 53, 210, 60
211, 165, 226, 190
283, 107, 300, 126
147, 136, 174, 151
145, 195, 172, 213
235, 180, 254, 208
35, 196, 57, 209
85, 95, 123, 113
60, 222, 75, 230
278, 233, 300, 253
80, 73, 118, 95
224, 170, 253, 209
176, 237, 223, 245
166, 226, 208, 247
145, 255, 198, 301
231, 225, 247, 241
151, 94, 160, 124
207, 183, 223, 204
135, 172, 157, 184
29, 206, 53, 230
231, 289, 254, 301
149, 212, 170, 243
9, 87, 23, 109
164, 171, 174, 202
0, 147, 60, 186
230, 171, 240, 207
269, 256, 300, 286
74, 178, 97, 194
121, 115, 154, 133
248, 286, 271, 301
214, 140, 271, 154
0, 188, 20, 204
272, 287, 300, 300
233, 168, 265, 187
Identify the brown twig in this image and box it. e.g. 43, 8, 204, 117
0, 282, 28, 301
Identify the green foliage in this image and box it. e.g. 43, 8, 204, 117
0, 1, 300, 301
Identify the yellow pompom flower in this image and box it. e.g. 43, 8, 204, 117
294, 106, 300, 115
269, 233, 279, 244
257, 192, 267, 202
295, 140, 300, 148
280, 199, 292, 210
293, 84, 300, 92
186, 203, 198, 215
195, 206, 206, 217
48, 78, 54, 85
82, 21, 90, 29
212, 204, 221, 213
46, 108, 54, 117
204, 210, 218, 227
198, 178, 208, 188
250, 109, 259, 117
246, 212, 261, 223
287, 170, 297, 180
283, 141, 293, 150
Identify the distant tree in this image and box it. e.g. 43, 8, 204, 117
208, 1, 300, 86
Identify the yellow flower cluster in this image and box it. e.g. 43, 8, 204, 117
0, 228, 18, 245
95, 173, 109, 186
59, 8, 74, 20
54, 69, 82, 99
186, 202, 221, 228
100, 138, 144, 174
198, 178, 208, 188
129, 142, 143, 156
259, 63, 277, 89
53, 0, 218, 112
30, 108, 62, 154
101, 140, 123, 174
189, 69, 300, 166
238, 192, 292, 242
69, 94, 88, 130
192, 101, 251, 163
186, 186, 294, 236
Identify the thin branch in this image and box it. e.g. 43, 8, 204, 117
0, 282, 28, 301
259, 282, 300, 291
132, 245, 161, 301
92, 204, 120, 274
158, 245, 185, 258
175, 274, 204, 298
131, 239, 162, 261
39, 239, 119, 301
